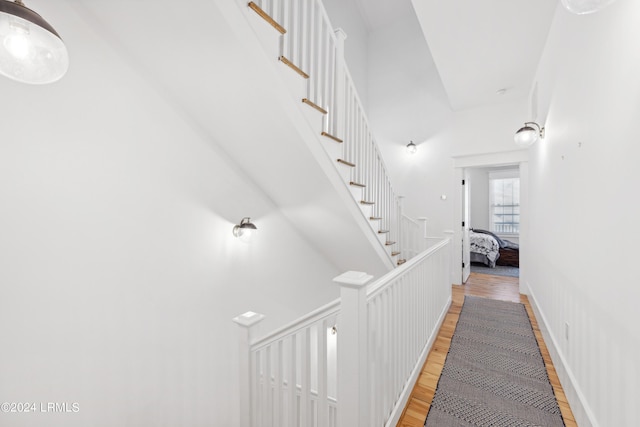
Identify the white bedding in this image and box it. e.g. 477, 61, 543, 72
470, 230, 500, 267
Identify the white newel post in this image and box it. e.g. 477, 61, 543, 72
232, 311, 266, 427
333, 271, 373, 427
443, 230, 456, 285
333, 28, 347, 140
417, 217, 428, 239
397, 196, 405, 255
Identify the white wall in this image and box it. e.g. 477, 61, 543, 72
527, 1, 640, 426
322, 0, 370, 108
367, 10, 452, 156
0, 4, 340, 426
373, 98, 528, 238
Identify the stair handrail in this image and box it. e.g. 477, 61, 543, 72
340, 237, 451, 426
366, 237, 448, 299
250, 297, 340, 351
401, 213, 430, 259
245, 0, 408, 264
401, 213, 422, 227
234, 237, 452, 427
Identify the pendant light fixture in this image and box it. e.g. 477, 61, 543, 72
560, 0, 617, 15
0, 0, 68, 84
514, 122, 545, 147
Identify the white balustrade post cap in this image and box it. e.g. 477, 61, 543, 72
334, 27, 348, 40
333, 271, 374, 288
232, 311, 266, 328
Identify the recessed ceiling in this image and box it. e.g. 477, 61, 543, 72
351, 0, 559, 111
411, 0, 559, 111
353, 0, 416, 30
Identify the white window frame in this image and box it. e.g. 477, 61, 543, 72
489, 169, 520, 235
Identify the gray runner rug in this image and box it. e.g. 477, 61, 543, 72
425, 296, 565, 426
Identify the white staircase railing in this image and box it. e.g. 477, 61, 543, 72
234, 238, 451, 427
235, 300, 340, 427
343, 68, 400, 251
401, 214, 438, 261
359, 238, 451, 425
278, 0, 340, 139
244, 0, 403, 264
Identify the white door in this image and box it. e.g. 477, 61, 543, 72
462, 173, 471, 283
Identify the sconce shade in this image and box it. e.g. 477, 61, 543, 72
560, 0, 617, 14
233, 217, 257, 242
406, 141, 417, 154
0, 0, 68, 84
514, 122, 544, 147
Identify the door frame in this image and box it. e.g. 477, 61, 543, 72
462, 170, 471, 283
452, 150, 529, 295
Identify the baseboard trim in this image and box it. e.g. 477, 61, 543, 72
385, 294, 452, 427
524, 281, 599, 427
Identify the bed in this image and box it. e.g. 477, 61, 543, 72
469, 229, 520, 268
469, 230, 500, 268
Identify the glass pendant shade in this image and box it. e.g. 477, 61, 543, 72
233, 217, 257, 243
560, 0, 617, 15
514, 125, 539, 147
0, 0, 68, 84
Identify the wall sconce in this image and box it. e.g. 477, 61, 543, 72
561, 0, 617, 15
406, 141, 417, 154
514, 122, 545, 147
233, 217, 257, 242
0, 0, 69, 84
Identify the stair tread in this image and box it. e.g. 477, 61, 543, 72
302, 98, 327, 115
350, 181, 366, 188
279, 56, 309, 79
385, 241, 396, 246
391, 251, 401, 256
370, 217, 382, 220
321, 131, 343, 143
378, 230, 389, 233
397, 259, 407, 265
360, 200, 374, 205
248, 2, 286, 34
337, 159, 355, 167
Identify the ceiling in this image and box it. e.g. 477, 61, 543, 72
53, 0, 559, 127
353, 0, 416, 30
356, 0, 559, 111
35, 0, 559, 148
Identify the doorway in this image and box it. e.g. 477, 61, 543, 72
452, 151, 529, 295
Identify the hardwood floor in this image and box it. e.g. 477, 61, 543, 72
397, 272, 577, 427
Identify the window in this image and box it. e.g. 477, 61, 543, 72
489, 170, 519, 234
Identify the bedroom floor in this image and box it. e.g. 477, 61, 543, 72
470, 262, 519, 278
396, 272, 577, 427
